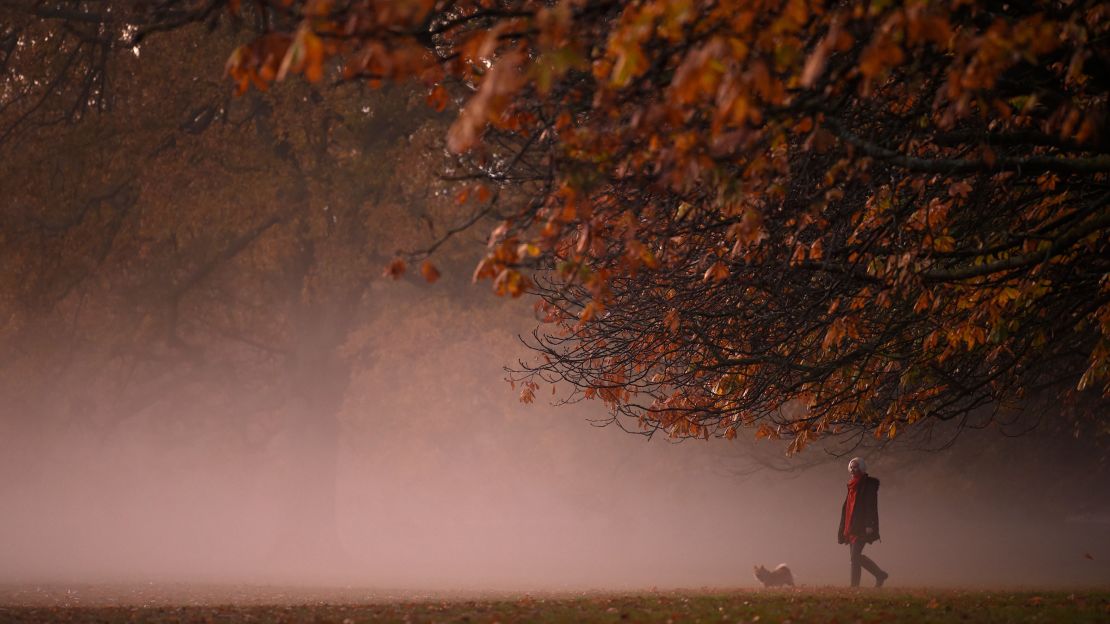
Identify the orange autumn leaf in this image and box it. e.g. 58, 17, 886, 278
420, 260, 441, 283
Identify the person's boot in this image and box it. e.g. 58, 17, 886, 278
875, 570, 889, 588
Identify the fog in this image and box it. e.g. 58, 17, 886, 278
1, 279, 1108, 595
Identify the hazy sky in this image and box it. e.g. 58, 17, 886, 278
1, 282, 1108, 591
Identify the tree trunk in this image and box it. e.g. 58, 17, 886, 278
254, 93, 368, 582
265, 326, 357, 582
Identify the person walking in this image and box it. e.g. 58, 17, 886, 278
838, 457, 889, 587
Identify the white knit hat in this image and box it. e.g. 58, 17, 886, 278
848, 457, 867, 473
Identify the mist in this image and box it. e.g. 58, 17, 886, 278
2, 280, 1108, 593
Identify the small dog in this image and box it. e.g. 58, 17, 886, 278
753, 563, 795, 587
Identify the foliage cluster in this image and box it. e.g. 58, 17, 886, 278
8, 0, 1109, 449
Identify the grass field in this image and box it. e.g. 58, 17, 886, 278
2, 586, 1109, 623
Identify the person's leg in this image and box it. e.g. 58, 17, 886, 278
849, 540, 863, 587
857, 544, 889, 587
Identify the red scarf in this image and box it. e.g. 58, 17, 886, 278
843, 474, 862, 541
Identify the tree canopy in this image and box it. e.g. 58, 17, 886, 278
0, 9, 476, 566
10, 0, 1110, 451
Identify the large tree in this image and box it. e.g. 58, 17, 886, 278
11, 0, 1110, 451
0, 9, 473, 572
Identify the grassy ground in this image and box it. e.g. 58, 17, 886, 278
1, 586, 1108, 623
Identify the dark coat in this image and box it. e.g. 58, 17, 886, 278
838, 475, 880, 544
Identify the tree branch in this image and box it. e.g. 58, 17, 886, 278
824, 116, 1110, 175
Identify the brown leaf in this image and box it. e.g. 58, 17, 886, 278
801, 22, 838, 88
426, 84, 449, 112
664, 308, 680, 333
383, 258, 406, 279
448, 50, 525, 153
948, 180, 972, 198
703, 261, 730, 282
420, 260, 441, 283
